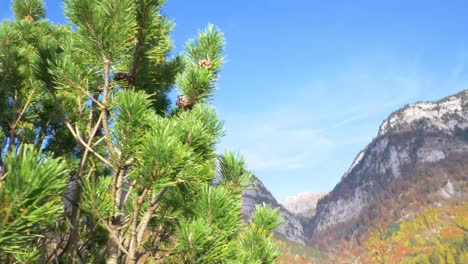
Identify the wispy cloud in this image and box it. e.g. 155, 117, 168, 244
224, 55, 460, 163
219, 120, 335, 172
331, 111, 372, 129
216, 52, 468, 199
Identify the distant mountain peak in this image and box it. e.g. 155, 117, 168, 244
307, 89, 468, 246
242, 176, 306, 244
280, 192, 327, 217
378, 89, 467, 136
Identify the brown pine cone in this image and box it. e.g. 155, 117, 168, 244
114, 71, 129, 82
197, 59, 213, 69
25, 15, 34, 22
176, 95, 194, 110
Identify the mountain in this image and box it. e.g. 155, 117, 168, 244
242, 176, 306, 244
306, 89, 468, 248
213, 161, 305, 244
280, 192, 327, 220
237, 89, 467, 262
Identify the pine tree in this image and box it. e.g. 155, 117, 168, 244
0, 0, 282, 263
0, 145, 69, 263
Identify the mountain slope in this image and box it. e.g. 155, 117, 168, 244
307, 89, 468, 247
214, 159, 305, 244
243, 176, 306, 244
281, 192, 327, 220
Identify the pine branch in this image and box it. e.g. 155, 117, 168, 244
14, 90, 35, 126
127, 188, 149, 263
101, 59, 117, 158
83, 19, 107, 59
136, 188, 167, 246
92, 201, 131, 258
111, 168, 123, 216
63, 120, 114, 169
123, 179, 137, 205
57, 69, 106, 110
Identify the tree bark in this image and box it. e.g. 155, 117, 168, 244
7, 124, 16, 152
136, 188, 167, 245
106, 239, 120, 264
63, 146, 89, 259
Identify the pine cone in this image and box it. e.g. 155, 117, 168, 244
114, 71, 129, 82
25, 15, 34, 22
176, 95, 194, 110
197, 59, 213, 69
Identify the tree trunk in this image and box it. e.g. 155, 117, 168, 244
63, 147, 90, 260
7, 124, 16, 151
37, 236, 48, 264
68, 183, 82, 257
106, 239, 120, 264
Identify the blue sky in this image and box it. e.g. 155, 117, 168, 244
2, 0, 468, 200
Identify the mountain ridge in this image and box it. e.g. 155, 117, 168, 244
242, 176, 306, 244
239, 89, 468, 259
280, 192, 327, 220
307, 89, 468, 245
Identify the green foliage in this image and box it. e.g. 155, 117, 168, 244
133, 120, 196, 188
0, 145, 69, 261
402, 255, 430, 264
218, 152, 252, 191
385, 222, 400, 239
275, 235, 325, 264
174, 104, 225, 159
174, 218, 229, 263
169, 155, 282, 264
250, 205, 284, 231
12, 0, 46, 21
82, 176, 114, 220
172, 197, 283, 264
192, 185, 243, 238
63, 0, 137, 63
0, 7, 72, 156
177, 24, 225, 104
111, 89, 153, 161
236, 205, 283, 263
0, 0, 282, 263
172, 185, 242, 263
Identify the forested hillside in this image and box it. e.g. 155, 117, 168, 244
305, 90, 468, 263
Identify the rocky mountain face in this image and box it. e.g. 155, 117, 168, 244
214, 161, 305, 244
235, 89, 467, 249
280, 192, 327, 219
306, 89, 468, 245
242, 177, 306, 244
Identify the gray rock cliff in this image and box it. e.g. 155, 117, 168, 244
213, 160, 305, 244
242, 177, 306, 244
307, 89, 468, 241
